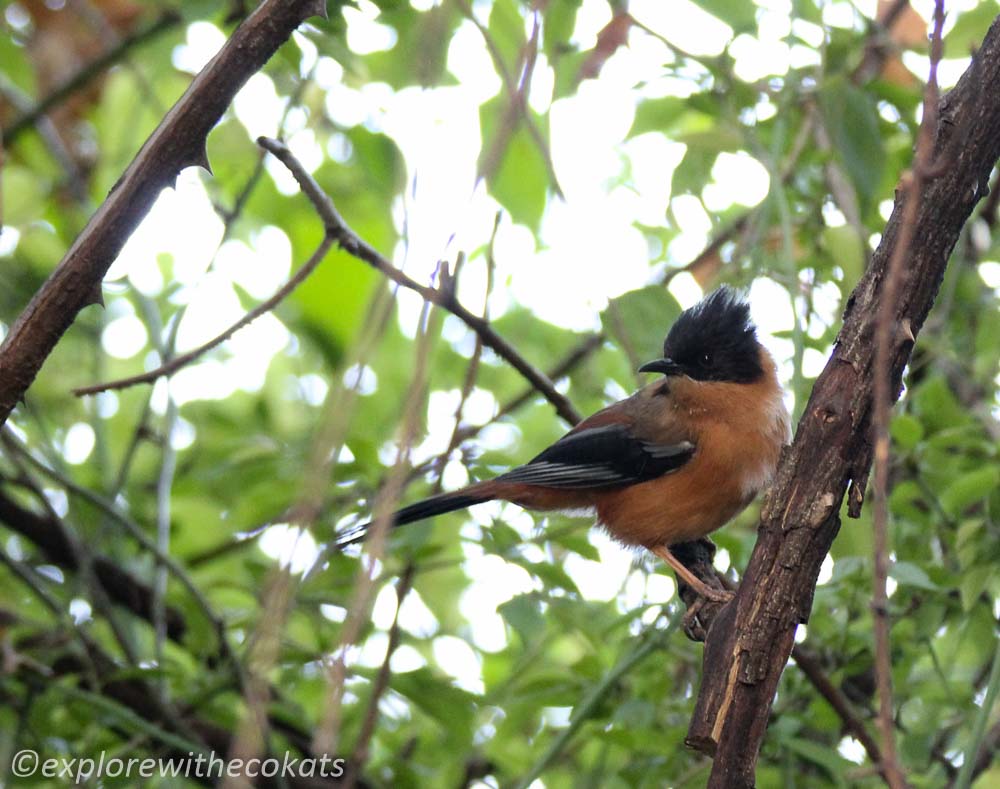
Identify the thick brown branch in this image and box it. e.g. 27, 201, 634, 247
687, 16, 1000, 788
0, 0, 329, 428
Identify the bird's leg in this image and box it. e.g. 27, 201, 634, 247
650, 545, 734, 604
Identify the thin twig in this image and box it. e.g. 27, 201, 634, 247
255, 136, 581, 425
432, 213, 500, 490
73, 236, 334, 396
791, 646, 885, 773
314, 287, 440, 757
871, 4, 945, 788
457, 1, 563, 197
154, 398, 178, 691
344, 564, 415, 789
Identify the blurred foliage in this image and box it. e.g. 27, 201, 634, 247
0, 1, 998, 788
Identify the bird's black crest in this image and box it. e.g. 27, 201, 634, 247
661, 287, 763, 383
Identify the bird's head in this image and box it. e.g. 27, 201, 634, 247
638, 287, 764, 384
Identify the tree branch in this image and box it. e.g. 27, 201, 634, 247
254, 136, 582, 425
72, 237, 335, 396
870, 3, 946, 784
685, 16, 1000, 788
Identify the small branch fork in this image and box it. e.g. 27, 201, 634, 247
675, 13, 1000, 789
255, 138, 581, 425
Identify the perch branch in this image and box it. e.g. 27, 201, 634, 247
684, 16, 1000, 788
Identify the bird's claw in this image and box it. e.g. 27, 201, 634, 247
681, 586, 734, 642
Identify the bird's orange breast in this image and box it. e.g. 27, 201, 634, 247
597, 365, 789, 548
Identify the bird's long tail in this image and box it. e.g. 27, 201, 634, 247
334, 482, 496, 548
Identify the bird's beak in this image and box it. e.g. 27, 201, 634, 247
638, 358, 682, 376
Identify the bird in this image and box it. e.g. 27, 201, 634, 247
337, 287, 791, 603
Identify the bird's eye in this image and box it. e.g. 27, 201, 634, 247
701, 352, 712, 366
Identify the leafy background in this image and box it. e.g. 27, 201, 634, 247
0, 0, 998, 787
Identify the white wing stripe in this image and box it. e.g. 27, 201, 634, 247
641, 440, 695, 458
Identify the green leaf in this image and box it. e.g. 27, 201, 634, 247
939, 466, 1000, 518
544, 0, 583, 60
944, 3, 1000, 59
781, 736, 849, 781
818, 76, 885, 216
392, 667, 478, 743
671, 147, 717, 195
820, 224, 865, 287
548, 528, 600, 561
478, 96, 550, 231
890, 561, 937, 591
601, 285, 682, 364
675, 126, 744, 152
1, 165, 48, 226
958, 564, 994, 611
629, 97, 688, 138
499, 593, 547, 644
487, 0, 527, 76
529, 559, 581, 593
689, 0, 756, 33
912, 376, 968, 433
364, 4, 461, 88
891, 413, 924, 450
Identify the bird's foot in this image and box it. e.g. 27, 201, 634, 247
680, 586, 734, 641
649, 545, 733, 603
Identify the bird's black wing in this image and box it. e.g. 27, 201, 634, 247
496, 424, 695, 489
